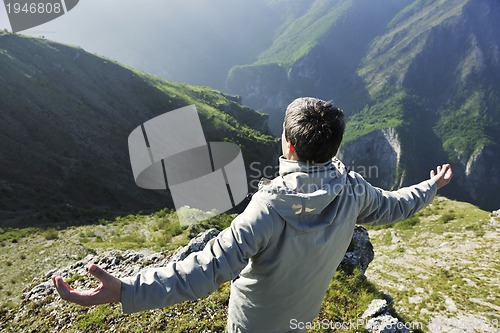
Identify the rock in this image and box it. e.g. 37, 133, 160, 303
338, 225, 374, 274
340, 128, 402, 189
170, 228, 220, 262
45, 268, 59, 278
123, 250, 144, 262
492, 209, 500, 217
143, 252, 162, 265
22, 230, 222, 302
362, 298, 411, 333
111, 256, 121, 266
390, 231, 403, 244
366, 314, 409, 333
362, 299, 388, 318
22, 280, 53, 301
383, 293, 394, 305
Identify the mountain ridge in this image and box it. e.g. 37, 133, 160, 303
0, 32, 278, 227
225, 0, 500, 210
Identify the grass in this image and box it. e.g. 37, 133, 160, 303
0, 33, 278, 230
140, 71, 278, 166
369, 216, 421, 233
0, 208, 236, 311
343, 92, 405, 144
43, 228, 59, 240
438, 212, 456, 224
365, 197, 499, 331
316, 269, 384, 328
359, 0, 469, 96
0, 266, 389, 333
0, 227, 37, 244
0, 206, 415, 333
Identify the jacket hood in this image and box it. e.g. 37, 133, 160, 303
258, 156, 348, 231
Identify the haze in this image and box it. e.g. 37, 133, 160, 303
0, 0, 281, 88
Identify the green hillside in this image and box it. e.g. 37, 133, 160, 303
358, 0, 494, 159
0, 32, 278, 227
255, 0, 353, 68
359, 0, 469, 96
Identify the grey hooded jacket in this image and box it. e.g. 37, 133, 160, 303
120, 157, 437, 332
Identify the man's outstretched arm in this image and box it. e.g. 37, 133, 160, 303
356, 164, 453, 225
52, 195, 275, 312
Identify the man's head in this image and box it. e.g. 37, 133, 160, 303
282, 97, 345, 163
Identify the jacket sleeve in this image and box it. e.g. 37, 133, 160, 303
119, 197, 275, 314
354, 173, 437, 226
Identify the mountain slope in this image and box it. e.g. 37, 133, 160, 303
0, 197, 497, 332
358, 0, 500, 209
365, 197, 500, 332
227, 0, 411, 132
0, 32, 277, 227
226, 0, 500, 210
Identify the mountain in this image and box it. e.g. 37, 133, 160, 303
225, 0, 500, 211
1, 2, 497, 214
0, 32, 278, 227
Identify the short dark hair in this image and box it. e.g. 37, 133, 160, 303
284, 97, 345, 163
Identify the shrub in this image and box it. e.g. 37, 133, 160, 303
439, 213, 456, 224
43, 228, 59, 240
395, 216, 420, 230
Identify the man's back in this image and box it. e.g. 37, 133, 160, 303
225, 157, 437, 332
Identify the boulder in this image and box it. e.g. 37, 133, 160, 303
362, 299, 388, 318
366, 314, 410, 333
169, 228, 220, 262
362, 298, 411, 333
338, 225, 374, 274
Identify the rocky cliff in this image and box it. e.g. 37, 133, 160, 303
339, 128, 402, 190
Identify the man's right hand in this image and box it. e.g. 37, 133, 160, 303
430, 164, 453, 189
52, 264, 121, 306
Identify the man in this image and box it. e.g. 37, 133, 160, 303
53, 97, 453, 332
